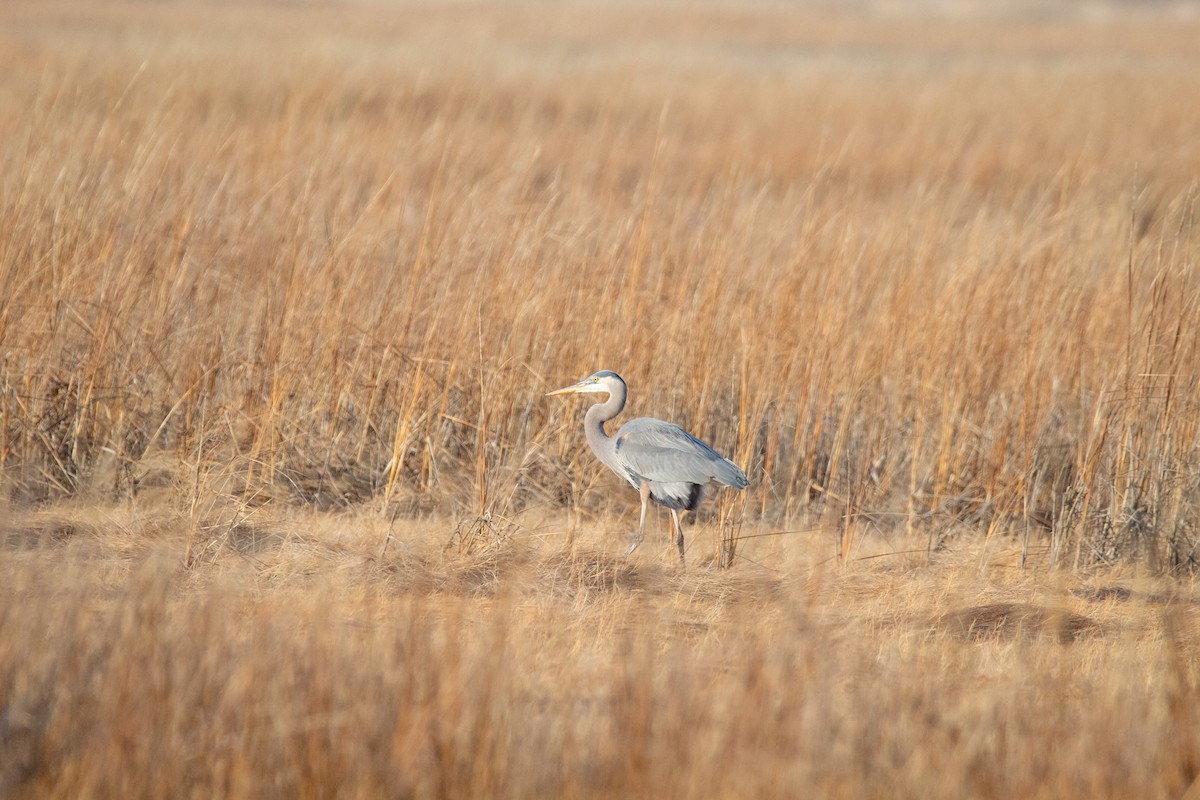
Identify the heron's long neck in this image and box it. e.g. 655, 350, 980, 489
584, 384, 626, 474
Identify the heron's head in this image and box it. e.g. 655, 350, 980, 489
545, 370, 624, 397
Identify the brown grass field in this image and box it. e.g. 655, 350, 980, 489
4, 0, 1200, 796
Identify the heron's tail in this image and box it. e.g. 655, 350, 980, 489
716, 457, 749, 490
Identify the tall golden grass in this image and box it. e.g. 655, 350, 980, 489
2, 1, 1200, 796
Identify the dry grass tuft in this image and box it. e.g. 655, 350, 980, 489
537, 547, 649, 596
1, 514, 94, 551
937, 601, 1103, 643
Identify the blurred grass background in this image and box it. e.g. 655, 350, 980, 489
2, 2, 1200, 796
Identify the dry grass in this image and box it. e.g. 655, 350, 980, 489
4, 504, 1200, 798
3, 0, 1200, 796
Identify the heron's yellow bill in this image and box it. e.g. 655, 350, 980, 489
546, 373, 609, 397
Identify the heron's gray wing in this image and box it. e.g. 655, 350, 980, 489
613, 417, 748, 489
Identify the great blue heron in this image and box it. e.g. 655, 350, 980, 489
546, 370, 748, 563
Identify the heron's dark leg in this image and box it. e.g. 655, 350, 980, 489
625, 482, 651, 557
670, 509, 685, 565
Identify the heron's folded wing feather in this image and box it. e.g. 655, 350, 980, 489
614, 417, 747, 488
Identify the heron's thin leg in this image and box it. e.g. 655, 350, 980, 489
671, 509, 685, 565
626, 482, 651, 557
